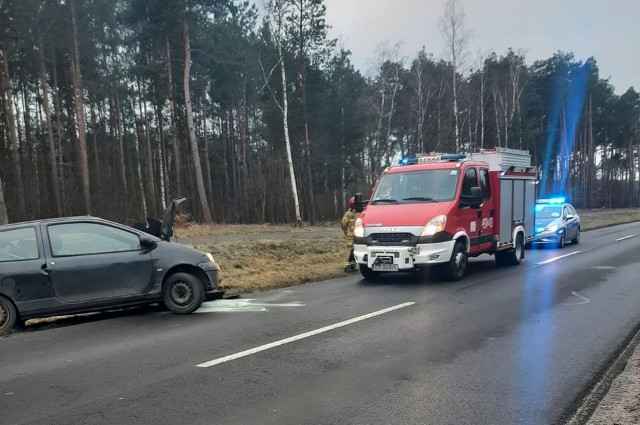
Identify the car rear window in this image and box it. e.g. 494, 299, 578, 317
0, 227, 39, 262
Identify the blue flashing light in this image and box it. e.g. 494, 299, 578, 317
537, 197, 566, 204
399, 157, 418, 166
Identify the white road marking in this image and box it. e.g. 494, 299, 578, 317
196, 302, 416, 368
562, 291, 591, 306
536, 251, 581, 265
592, 266, 616, 270
616, 235, 636, 241
194, 299, 305, 313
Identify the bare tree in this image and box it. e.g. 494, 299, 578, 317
69, 0, 92, 214
474, 51, 488, 149
0, 48, 26, 218
262, 0, 302, 224
369, 42, 403, 179
165, 38, 182, 200
410, 51, 436, 153
0, 175, 7, 224
182, 20, 213, 222
440, 0, 470, 152
36, 37, 62, 217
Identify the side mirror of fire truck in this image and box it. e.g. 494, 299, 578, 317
353, 192, 368, 213
461, 187, 483, 209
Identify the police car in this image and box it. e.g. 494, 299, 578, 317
532, 198, 581, 248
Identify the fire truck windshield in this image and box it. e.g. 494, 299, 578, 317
371, 169, 460, 204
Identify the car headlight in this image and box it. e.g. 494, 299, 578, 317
205, 252, 216, 263
422, 215, 446, 236
545, 224, 559, 232
354, 218, 364, 237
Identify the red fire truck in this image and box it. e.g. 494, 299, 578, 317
353, 148, 538, 280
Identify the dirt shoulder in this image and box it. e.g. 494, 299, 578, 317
586, 337, 640, 424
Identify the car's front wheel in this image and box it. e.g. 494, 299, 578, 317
163, 272, 205, 314
572, 228, 580, 245
0, 295, 18, 335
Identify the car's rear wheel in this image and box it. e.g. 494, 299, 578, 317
163, 272, 205, 314
0, 295, 18, 335
359, 264, 380, 280
572, 228, 580, 245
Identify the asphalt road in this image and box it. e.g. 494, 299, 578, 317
1, 222, 640, 425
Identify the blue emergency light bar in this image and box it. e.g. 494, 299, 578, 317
397, 154, 466, 166
536, 197, 566, 204
399, 157, 419, 165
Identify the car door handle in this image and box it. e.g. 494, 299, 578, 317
41, 263, 52, 275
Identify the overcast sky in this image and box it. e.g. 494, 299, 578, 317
323, 0, 638, 94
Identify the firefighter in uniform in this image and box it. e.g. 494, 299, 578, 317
341, 196, 359, 272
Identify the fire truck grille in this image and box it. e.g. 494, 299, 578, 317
370, 233, 414, 245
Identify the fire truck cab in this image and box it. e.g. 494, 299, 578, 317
353, 148, 537, 281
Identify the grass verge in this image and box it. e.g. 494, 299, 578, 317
195, 236, 348, 296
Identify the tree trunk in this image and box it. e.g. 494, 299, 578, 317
480, 67, 486, 149
137, 80, 156, 216
132, 111, 148, 218
239, 72, 250, 222
452, 67, 460, 152
0, 48, 26, 219
0, 175, 8, 224
70, 0, 92, 214
51, 49, 67, 214
154, 100, 168, 209
278, 38, 302, 224
298, 39, 316, 224
114, 92, 128, 197
182, 21, 212, 223
90, 102, 100, 191
200, 83, 214, 214
166, 38, 182, 199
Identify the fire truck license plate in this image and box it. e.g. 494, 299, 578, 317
372, 263, 398, 271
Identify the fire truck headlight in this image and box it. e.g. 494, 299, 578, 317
354, 218, 364, 237
422, 215, 446, 236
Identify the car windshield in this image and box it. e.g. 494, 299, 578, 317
371, 169, 459, 204
535, 205, 562, 220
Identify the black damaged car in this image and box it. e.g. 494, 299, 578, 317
0, 199, 220, 334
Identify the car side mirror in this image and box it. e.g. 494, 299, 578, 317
565, 214, 574, 220
461, 187, 482, 209
139, 234, 156, 248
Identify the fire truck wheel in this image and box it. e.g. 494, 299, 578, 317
506, 233, 524, 265
442, 241, 467, 281
359, 265, 380, 280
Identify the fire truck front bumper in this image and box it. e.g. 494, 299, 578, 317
353, 241, 455, 272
